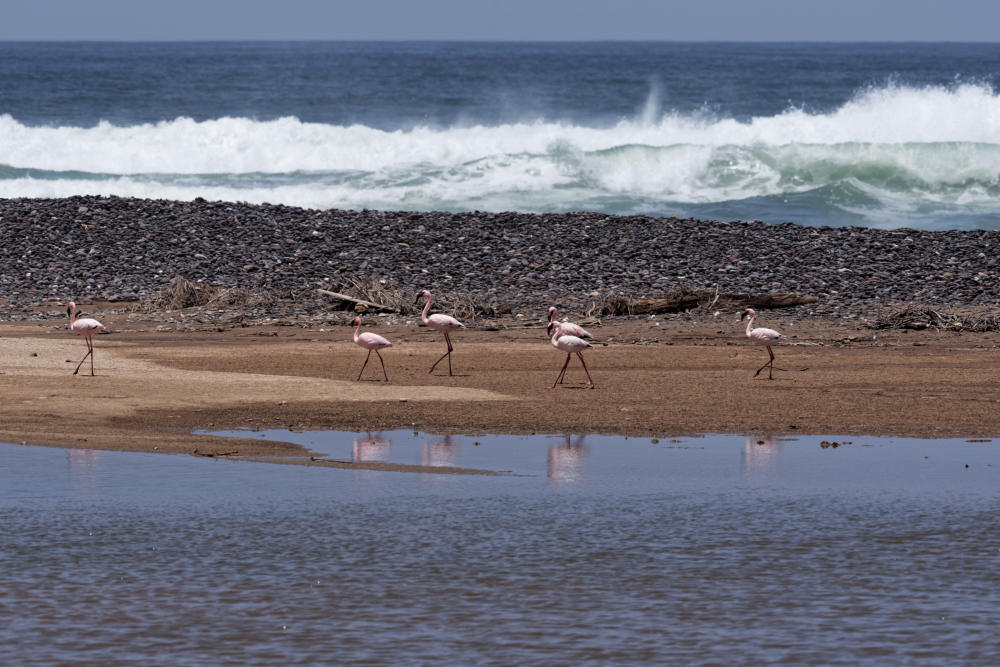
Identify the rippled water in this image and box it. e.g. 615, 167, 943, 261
2, 433, 999, 664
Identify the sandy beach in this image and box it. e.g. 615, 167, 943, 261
4, 311, 1000, 465
4, 198, 1000, 464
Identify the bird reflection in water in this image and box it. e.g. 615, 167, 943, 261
741, 436, 783, 476
547, 434, 587, 484
352, 432, 391, 462
422, 435, 458, 467
68, 448, 100, 484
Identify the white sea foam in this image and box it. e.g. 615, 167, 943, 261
2, 83, 1000, 226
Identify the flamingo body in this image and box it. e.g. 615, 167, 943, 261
71, 318, 105, 336
424, 312, 465, 333
419, 289, 465, 375
547, 306, 592, 339
352, 316, 392, 382
548, 322, 595, 389
741, 308, 787, 380
67, 301, 105, 376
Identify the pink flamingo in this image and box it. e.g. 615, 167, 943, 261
352, 316, 393, 382
548, 321, 595, 389
741, 308, 788, 380
67, 301, 105, 376
547, 306, 592, 339
418, 289, 465, 375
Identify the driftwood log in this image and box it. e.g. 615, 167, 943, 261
629, 291, 818, 315
317, 289, 398, 313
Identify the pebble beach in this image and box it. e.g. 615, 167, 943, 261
2, 196, 999, 323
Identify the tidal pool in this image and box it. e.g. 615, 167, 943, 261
2, 432, 998, 664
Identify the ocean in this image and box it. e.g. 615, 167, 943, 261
2, 41, 1000, 230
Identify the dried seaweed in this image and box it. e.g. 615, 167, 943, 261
867, 305, 1000, 332
141, 277, 266, 312
329, 278, 511, 322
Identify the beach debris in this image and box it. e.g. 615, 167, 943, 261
820, 440, 855, 449
191, 449, 240, 458
586, 289, 819, 317
318, 288, 397, 313
143, 277, 264, 311
867, 305, 1000, 332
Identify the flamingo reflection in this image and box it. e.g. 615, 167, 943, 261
353, 432, 391, 462
68, 448, 100, 484
547, 434, 587, 483
422, 435, 458, 467
741, 435, 783, 476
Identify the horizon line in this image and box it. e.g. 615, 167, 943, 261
2, 38, 998, 44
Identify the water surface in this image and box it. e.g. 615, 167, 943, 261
2, 432, 998, 664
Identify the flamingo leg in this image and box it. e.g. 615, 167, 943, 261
555, 352, 571, 384
90, 337, 95, 376
375, 349, 389, 382
555, 352, 572, 384
445, 331, 453, 376
356, 349, 373, 381
753, 346, 776, 380
550, 353, 573, 389
576, 352, 595, 388
73, 336, 93, 376
429, 332, 455, 375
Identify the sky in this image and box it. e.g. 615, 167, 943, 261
2, 0, 999, 42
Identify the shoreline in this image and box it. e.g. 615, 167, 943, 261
3, 315, 1000, 464
4, 196, 1000, 462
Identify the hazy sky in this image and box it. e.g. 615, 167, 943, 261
3, 0, 999, 41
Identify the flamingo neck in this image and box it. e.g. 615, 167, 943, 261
548, 308, 557, 324
421, 295, 432, 323
68, 304, 76, 326
353, 320, 361, 343
745, 314, 756, 336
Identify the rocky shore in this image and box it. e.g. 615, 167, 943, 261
2, 195, 999, 323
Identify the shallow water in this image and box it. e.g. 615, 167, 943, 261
2, 432, 999, 664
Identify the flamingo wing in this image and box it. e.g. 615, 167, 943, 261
358, 332, 392, 349
750, 327, 786, 344
565, 323, 592, 339
428, 313, 465, 330
73, 318, 105, 334
554, 334, 593, 353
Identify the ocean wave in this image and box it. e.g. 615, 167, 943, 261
3, 82, 1000, 172
2, 82, 1000, 227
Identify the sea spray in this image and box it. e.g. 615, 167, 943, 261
2, 83, 1000, 228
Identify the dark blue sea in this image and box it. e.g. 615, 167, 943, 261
2, 41, 1000, 229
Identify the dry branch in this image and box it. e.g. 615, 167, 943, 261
867, 305, 1000, 332
317, 289, 397, 312
588, 290, 819, 316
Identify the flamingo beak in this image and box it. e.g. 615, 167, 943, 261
740, 310, 748, 320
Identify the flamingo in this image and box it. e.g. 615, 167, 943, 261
741, 308, 788, 380
67, 301, 105, 376
352, 316, 393, 382
548, 321, 595, 389
418, 289, 465, 376
547, 306, 592, 340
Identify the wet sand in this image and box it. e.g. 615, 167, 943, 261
3, 313, 1000, 465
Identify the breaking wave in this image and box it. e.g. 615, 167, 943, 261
3, 82, 1000, 228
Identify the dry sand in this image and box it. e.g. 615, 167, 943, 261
3, 314, 1000, 468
